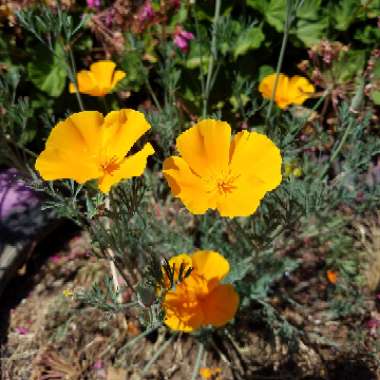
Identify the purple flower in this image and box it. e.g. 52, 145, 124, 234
15, 326, 29, 335
139, 1, 154, 22
87, 0, 101, 9
0, 168, 38, 221
366, 319, 380, 329
173, 27, 194, 53
93, 360, 104, 370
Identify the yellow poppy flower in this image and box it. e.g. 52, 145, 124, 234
35, 109, 154, 193
162, 250, 239, 332
259, 73, 315, 109
200, 367, 222, 380
69, 60, 126, 97
163, 120, 282, 217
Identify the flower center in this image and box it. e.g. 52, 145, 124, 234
101, 156, 120, 176
204, 170, 240, 196
217, 178, 236, 194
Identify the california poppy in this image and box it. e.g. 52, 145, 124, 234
69, 60, 126, 97
259, 73, 315, 109
35, 109, 154, 193
162, 250, 239, 332
163, 120, 282, 217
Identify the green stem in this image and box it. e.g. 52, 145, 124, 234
67, 47, 84, 111
118, 324, 162, 354
142, 333, 177, 374
191, 342, 204, 380
265, 0, 293, 121
202, 0, 221, 118
145, 76, 163, 112
319, 117, 355, 179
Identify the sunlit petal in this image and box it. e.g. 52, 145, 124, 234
176, 119, 231, 177
97, 142, 154, 193
163, 156, 215, 214
191, 250, 230, 282
102, 109, 152, 159
230, 131, 282, 191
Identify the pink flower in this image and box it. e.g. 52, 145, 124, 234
50, 255, 61, 263
15, 326, 29, 335
93, 360, 104, 370
87, 0, 101, 9
173, 27, 194, 53
139, 1, 154, 22
171, 0, 181, 8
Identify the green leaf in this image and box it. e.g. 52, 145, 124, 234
295, 17, 328, 46
332, 0, 360, 31
354, 25, 380, 45
246, 0, 268, 13
246, 0, 286, 32
296, 0, 321, 20
233, 25, 265, 59
266, 0, 286, 32
27, 44, 67, 97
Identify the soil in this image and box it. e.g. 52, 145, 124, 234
0, 223, 379, 380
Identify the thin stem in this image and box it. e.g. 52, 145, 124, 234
202, 0, 221, 118
118, 324, 161, 354
191, 342, 204, 380
145, 76, 163, 112
319, 117, 355, 179
142, 333, 177, 374
265, 0, 293, 121
104, 196, 124, 304
67, 47, 84, 111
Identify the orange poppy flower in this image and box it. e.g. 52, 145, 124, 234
69, 60, 126, 97
259, 73, 315, 109
200, 367, 222, 380
326, 270, 337, 284
163, 120, 282, 217
162, 250, 239, 332
35, 109, 154, 193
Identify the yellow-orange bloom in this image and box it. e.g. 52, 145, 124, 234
69, 60, 126, 97
259, 73, 315, 109
163, 120, 282, 217
162, 250, 239, 332
35, 109, 154, 193
200, 367, 222, 380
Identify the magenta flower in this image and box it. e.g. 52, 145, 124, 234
15, 326, 29, 335
139, 1, 154, 22
87, 0, 101, 9
173, 26, 194, 53
171, 0, 181, 8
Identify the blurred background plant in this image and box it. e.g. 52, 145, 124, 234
1, 0, 380, 379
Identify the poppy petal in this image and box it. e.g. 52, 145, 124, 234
202, 284, 239, 327
111, 70, 126, 88
191, 250, 230, 282
71, 71, 97, 95
164, 291, 204, 332
176, 119, 231, 177
163, 156, 215, 214
89, 60, 116, 87
97, 142, 154, 193
229, 131, 282, 192
103, 109, 152, 159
